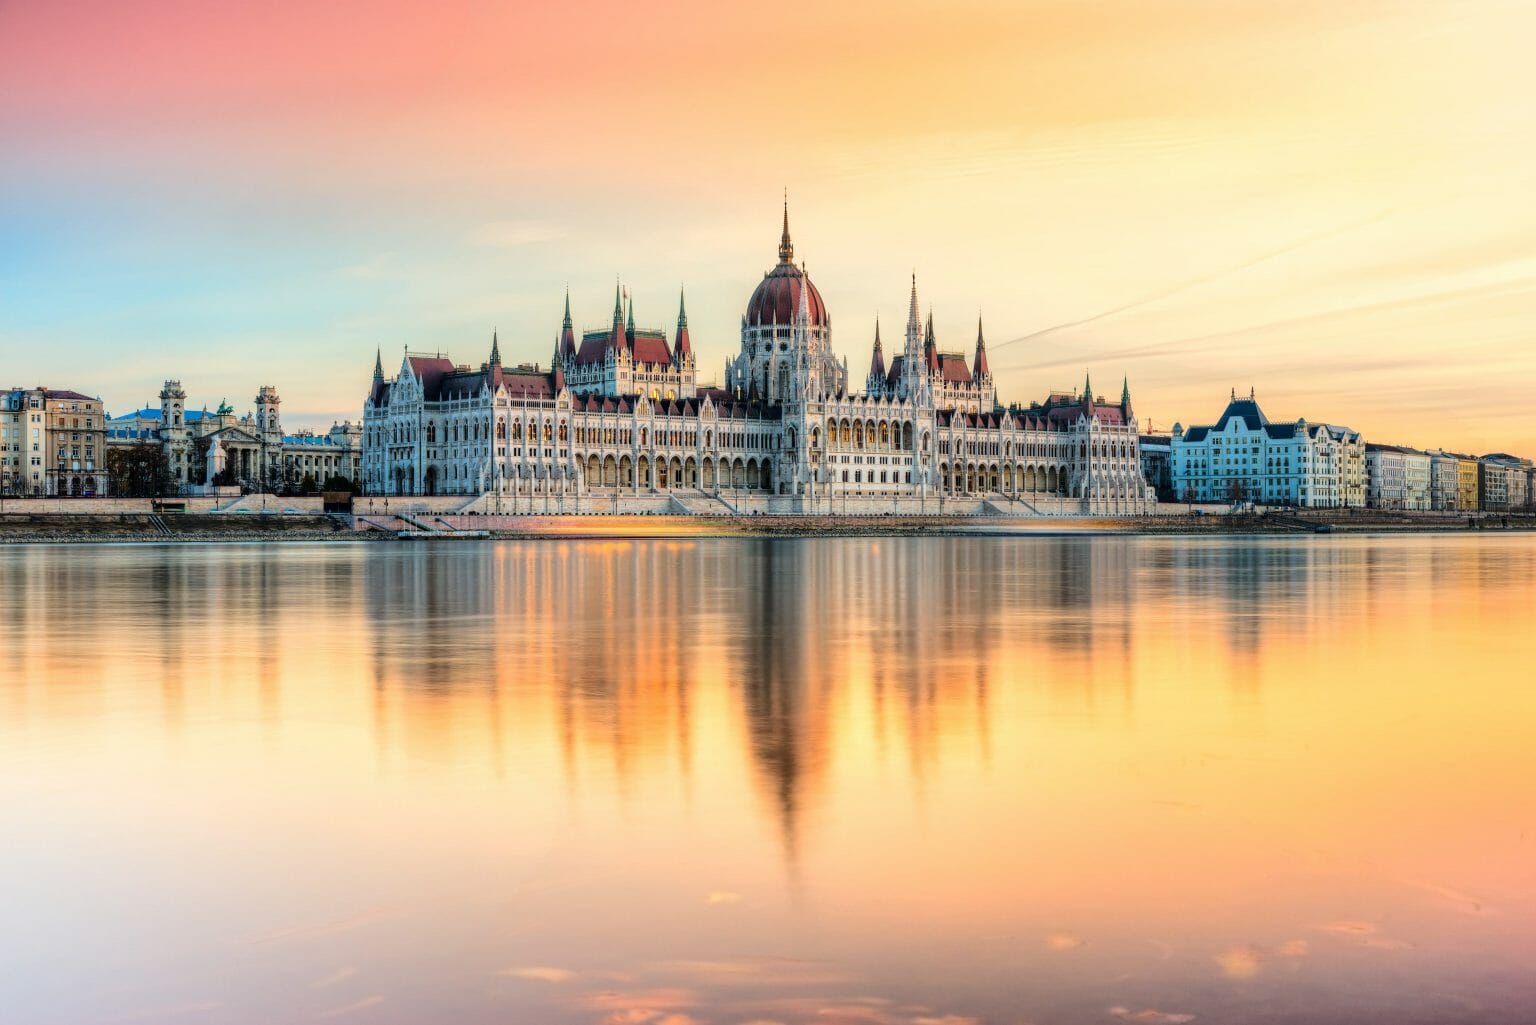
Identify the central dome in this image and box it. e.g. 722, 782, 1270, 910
744, 207, 828, 328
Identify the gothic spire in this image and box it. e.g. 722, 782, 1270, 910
906, 273, 921, 340
972, 314, 989, 379
488, 329, 501, 370
372, 347, 383, 383
1121, 375, 1132, 412
674, 286, 692, 365
778, 198, 794, 263
560, 288, 577, 358
869, 317, 886, 382
612, 278, 624, 325
1083, 371, 1094, 410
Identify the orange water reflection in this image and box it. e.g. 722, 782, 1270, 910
1, 536, 1534, 1025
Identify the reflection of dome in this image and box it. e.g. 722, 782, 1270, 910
745, 207, 828, 327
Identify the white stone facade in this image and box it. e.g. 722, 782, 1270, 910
1366, 444, 1432, 511
362, 212, 1155, 515
1170, 391, 1366, 508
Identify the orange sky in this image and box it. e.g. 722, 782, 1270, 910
2, 1, 1533, 452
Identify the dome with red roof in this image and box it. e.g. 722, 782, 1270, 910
745, 207, 828, 328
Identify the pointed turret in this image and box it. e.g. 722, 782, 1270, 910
778, 200, 794, 264
868, 318, 885, 382
1083, 371, 1095, 412
973, 315, 990, 379
372, 348, 383, 384
674, 286, 693, 366
905, 274, 921, 348
488, 329, 501, 370
624, 290, 636, 349
1121, 376, 1132, 414
612, 279, 624, 326
560, 288, 576, 359
923, 309, 939, 373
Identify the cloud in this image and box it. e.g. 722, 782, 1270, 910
309, 967, 358, 989
657, 958, 852, 988
316, 995, 385, 1019
1108, 1007, 1195, 1024
1044, 932, 1085, 951
95, 1003, 222, 1023
502, 966, 578, 983
470, 220, 565, 248
582, 989, 701, 1012
242, 906, 397, 945
340, 251, 404, 280
1215, 945, 1264, 979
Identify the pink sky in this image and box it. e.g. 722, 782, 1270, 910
3, 0, 1534, 452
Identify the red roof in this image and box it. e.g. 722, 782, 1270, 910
631, 331, 673, 366
574, 329, 621, 365
573, 328, 675, 367
500, 371, 555, 400
939, 354, 973, 384
746, 264, 827, 327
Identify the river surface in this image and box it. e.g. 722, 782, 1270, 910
2, 536, 1534, 1025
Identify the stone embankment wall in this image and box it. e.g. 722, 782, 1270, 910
0, 513, 370, 543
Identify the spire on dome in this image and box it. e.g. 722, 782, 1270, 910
674, 286, 692, 365
778, 197, 794, 263
973, 314, 989, 379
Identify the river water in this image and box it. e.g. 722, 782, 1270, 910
2, 536, 1533, 1024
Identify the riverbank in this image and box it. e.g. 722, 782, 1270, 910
0, 512, 379, 544
3, 509, 1534, 543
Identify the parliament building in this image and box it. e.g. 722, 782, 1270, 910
361, 210, 1154, 515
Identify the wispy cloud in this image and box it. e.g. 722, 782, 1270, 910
469, 220, 565, 248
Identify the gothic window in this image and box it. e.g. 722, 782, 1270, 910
426, 423, 436, 443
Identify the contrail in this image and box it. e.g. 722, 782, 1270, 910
992, 209, 1394, 350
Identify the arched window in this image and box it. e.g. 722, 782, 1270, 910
496, 420, 505, 439
426, 422, 436, 443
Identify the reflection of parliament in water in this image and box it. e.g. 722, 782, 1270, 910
359, 539, 1206, 856
362, 208, 1155, 514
